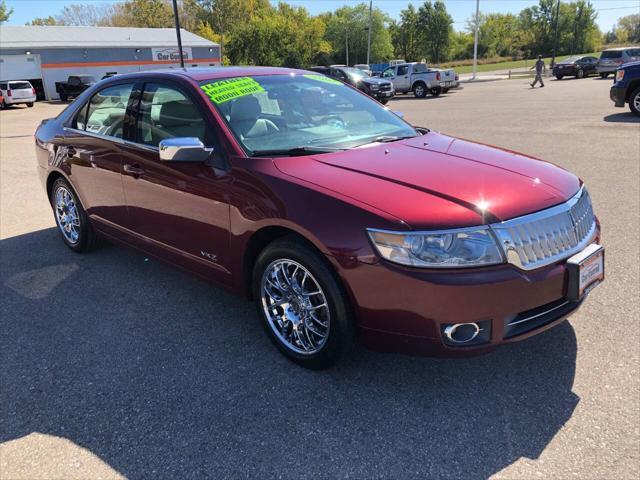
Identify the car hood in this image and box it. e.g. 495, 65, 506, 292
361, 77, 391, 86
273, 131, 580, 229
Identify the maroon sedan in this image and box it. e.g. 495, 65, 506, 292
35, 67, 604, 368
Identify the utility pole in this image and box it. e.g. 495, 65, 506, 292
551, 0, 561, 68
171, 0, 185, 68
345, 27, 349, 66
366, 0, 373, 66
472, 0, 480, 80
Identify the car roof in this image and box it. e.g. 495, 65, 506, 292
98, 66, 308, 83
602, 47, 639, 52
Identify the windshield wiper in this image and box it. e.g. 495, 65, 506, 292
250, 146, 345, 157
353, 135, 418, 148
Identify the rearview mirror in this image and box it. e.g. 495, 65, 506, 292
159, 137, 213, 162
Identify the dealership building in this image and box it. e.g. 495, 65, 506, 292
0, 26, 221, 100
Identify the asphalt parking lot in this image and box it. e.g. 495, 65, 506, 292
1, 77, 638, 479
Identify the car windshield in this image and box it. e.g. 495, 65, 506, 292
341, 67, 370, 80
201, 74, 417, 155
601, 50, 623, 59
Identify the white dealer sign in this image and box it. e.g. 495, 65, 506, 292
152, 47, 193, 62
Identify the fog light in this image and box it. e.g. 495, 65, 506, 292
441, 320, 491, 346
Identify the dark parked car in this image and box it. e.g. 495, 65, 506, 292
55, 75, 96, 101
35, 68, 604, 368
610, 60, 640, 116
553, 55, 598, 79
309, 65, 395, 104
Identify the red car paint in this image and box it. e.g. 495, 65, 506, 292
34, 68, 599, 357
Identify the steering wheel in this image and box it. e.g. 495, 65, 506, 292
322, 115, 346, 129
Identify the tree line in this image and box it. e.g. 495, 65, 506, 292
12, 0, 640, 67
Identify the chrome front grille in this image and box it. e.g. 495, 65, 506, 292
491, 187, 596, 270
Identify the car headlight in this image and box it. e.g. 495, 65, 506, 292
616, 69, 624, 82
367, 227, 504, 268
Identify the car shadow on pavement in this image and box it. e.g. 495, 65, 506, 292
603, 112, 639, 123
1, 228, 579, 479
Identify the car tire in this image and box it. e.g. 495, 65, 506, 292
576, 69, 584, 79
413, 82, 427, 98
252, 236, 354, 369
600, 73, 609, 79
555, 75, 564, 80
629, 86, 640, 117
442, 88, 450, 93
50, 177, 100, 253
430, 87, 442, 97
59, 94, 68, 102
380, 98, 389, 105
27, 102, 34, 107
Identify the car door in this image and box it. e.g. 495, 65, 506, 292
119, 80, 232, 283
62, 81, 137, 228
394, 65, 411, 92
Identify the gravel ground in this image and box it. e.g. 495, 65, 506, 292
1, 77, 638, 480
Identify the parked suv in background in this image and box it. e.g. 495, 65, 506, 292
597, 47, 640, 77
610, 61, 640, 116
0, 80, 36, 108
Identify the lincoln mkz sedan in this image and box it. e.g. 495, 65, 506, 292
35, 67, 604, 368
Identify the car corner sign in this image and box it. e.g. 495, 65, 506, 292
152, 47, 193, 62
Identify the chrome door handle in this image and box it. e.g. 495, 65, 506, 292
123, 164, 144, 176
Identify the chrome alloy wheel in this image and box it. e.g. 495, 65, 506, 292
634, 91, 640, 112
54, 186, 80, 244
414, 85, 425, 97
261, 259, 330, 355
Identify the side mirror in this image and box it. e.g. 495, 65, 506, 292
159, 137, 213, 162
392, 110, 404, 119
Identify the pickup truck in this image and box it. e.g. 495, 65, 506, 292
610, 60, 640, 116
55, 75, 97, 101
380, 62, 458, 98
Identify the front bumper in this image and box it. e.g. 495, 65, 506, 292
371, 89, 395, 100
340, 242, 598, 357
610, 86, 626, 107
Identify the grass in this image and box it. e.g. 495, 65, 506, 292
442, 52, 599, 74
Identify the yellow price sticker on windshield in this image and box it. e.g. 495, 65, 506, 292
200, 77, 265, 104
303, 74, 342, 85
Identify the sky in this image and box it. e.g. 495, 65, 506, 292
4, 0, 640, 33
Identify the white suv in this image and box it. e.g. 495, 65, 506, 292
0, 81, 37, 108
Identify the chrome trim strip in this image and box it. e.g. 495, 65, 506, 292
507, 301, 570, 327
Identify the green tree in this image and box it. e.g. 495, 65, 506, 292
390, 4, 422, 61
417, 1, 453, 63
188, 0, 271, 61
227, 3, 331, 68
116, 0, 174, 28
613, 13, 640, 44
323, 3, 393, 65
28, 16, 59, 26
468, 13, 521, 58
0, 0, 12, 24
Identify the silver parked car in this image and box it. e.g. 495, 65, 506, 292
597, 47, 640, 78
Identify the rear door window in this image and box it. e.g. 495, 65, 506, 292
626, 49, 640, 57
85, 83, 134, 139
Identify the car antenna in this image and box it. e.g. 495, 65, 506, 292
171, 0, 185, 69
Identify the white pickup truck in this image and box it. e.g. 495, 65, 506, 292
380, 62, 459, 98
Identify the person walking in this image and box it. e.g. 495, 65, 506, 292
531, 55, 545, 88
